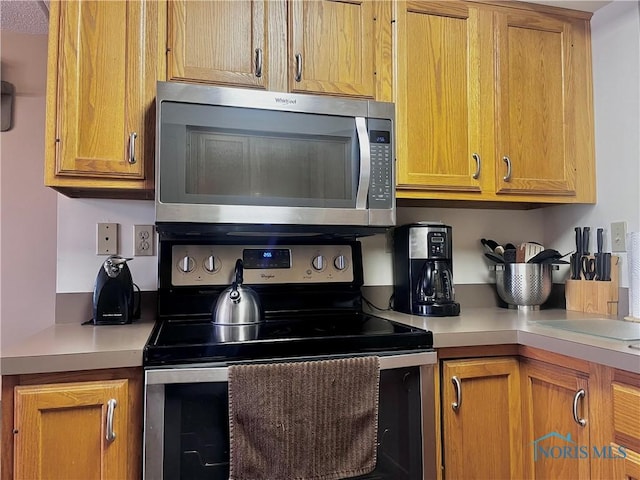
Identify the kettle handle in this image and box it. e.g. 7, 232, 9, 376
234, 259, 244, 285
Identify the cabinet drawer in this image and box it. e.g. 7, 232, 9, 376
613, 383, 640, 452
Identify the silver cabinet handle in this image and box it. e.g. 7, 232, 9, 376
452, 376, 462, 411
255, 48, 263, 78
472, 153, 481, 179
572, 389, 586, 427
128, 132, 137, 164
502, 156, 511, 182
106, 398, 117, 442
295, 53, 302, 82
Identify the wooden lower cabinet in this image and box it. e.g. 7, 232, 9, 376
441, 357, 523, 479
1, 368, 142, 480
521, 358, 591, 479
611, 370, 640, 480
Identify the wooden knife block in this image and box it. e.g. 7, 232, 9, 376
565, 255, 620, 316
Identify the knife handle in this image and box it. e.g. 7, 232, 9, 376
582, 227, 590, 255
597, 228, 604, 253
575, 227, 583, 256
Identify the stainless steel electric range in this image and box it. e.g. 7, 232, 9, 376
143, 226, 436, 480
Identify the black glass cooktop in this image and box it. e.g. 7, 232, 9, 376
144, 313, 433, 366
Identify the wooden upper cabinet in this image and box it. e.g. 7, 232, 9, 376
14, 380, 129, 480
395, 1, 595, 205
168, 1, 273, 89
45, 0, 157, 197
289, 0, 375, 97
441, 357, 523, 479
494, 10, 576, 196
396, 2, 485, 192
165, 0, 392, 100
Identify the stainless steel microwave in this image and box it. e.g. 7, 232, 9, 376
155, 82, 395, 229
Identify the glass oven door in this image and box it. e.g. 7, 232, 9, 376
144, 352, 436, 480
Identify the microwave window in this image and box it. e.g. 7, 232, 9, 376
159, 103, 361, 209
185, 127, 352, 201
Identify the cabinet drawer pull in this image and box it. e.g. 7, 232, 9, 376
472, 153, 481, 179
106, 398, 117, 442
295, 53, 303, 82
572, 389, 586, 427
502, 156, 511, 182
255, 48, 263, 78
452, 376, 462, 411
128, 132, 137, 165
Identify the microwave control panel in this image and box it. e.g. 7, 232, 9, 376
368, 119, 393, 209
171, 244, 354, 286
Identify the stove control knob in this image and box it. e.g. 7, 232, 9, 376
334, 255, 347, 271
203, 255, 219, 273
311, 255, 325, 271
177, 256, 195, 273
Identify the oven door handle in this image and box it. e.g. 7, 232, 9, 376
145, 351, 436, 385
354, 116, 371, 210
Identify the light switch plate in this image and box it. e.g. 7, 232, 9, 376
611, 221, 627, 252
97, 223, 118, 255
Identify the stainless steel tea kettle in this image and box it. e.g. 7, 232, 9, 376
212, 259, 261, 326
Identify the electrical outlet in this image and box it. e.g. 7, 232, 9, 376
611, 221, 627, 252
97, 223, 118, 255
134, 224, 154, 256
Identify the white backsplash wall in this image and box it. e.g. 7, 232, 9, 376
56, 196, 157, 293
361, 207, 545, 286
543, 0, 640, 290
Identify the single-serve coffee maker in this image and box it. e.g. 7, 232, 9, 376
393, 223, 460, 316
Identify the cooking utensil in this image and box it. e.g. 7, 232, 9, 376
527, 249, 564, 264
212, 259, 261, 325
494, 263, 557, 310
602, 252, 612, 281
481, 238, 500, 252
582, 226, 591, 255
581, 256, 596, 280
572, 227, 583, 280
595, 227, 604, 280
518, 242, 544, 262
503, 248, 516, 263
484, 252, 505, 263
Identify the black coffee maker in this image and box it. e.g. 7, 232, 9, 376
393, 223, 460, 316
92, 255, 140, 325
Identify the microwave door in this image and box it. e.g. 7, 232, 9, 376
355, 117, 371, 211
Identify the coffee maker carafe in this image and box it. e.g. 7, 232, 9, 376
393, 223, 460, 316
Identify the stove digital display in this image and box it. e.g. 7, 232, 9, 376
243, 248, 291, 269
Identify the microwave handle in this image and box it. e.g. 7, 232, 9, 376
355, 117, 371, 210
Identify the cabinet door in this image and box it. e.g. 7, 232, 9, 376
396, 1, 486, 193
168, 0, 277, 89
442, 357, 523, 479
48, 0, 151, 181
14, 380, 129, 480
494, 11, 576, 196
289, 0, 377, 97
521, 360, 590, 479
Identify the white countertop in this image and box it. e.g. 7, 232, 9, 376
1, 308, 638, 376
374, 307, 640, 373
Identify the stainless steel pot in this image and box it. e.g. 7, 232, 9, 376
212, 259, 261, 325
